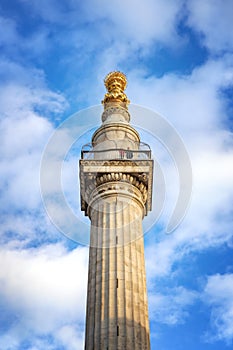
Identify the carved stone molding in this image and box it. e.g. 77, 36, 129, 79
83, 172, 148, 217
81, 159, 152, 167
101, 106, 130, 123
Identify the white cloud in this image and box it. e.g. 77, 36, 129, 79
149, 286, 197, 325
203, 273, 233, 344
128, 57, 233, 133
85, 0, 184, 46
15, 0, 187, 87
0, 244, 88, 349
145, 146, 233, 276
56, 325, 85, 349
23, 0, 184, 48
187, 0, 233, 52
0, 60, 67, 244
1, 1, 186, 107
134, 57, 233, 279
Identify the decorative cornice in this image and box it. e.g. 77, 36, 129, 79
81, 159, 151, 167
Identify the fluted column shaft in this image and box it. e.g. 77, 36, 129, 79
85, 181, 150, 350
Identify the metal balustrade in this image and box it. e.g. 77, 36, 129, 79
81, 148, 151, 160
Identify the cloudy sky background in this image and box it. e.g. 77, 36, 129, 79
0, 0, 233, 349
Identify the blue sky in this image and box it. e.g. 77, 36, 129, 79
0, 0, 233, 349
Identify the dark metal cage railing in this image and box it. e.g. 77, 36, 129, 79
81, 143, 151, 160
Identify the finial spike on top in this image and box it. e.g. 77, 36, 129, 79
102, 71, 130, 108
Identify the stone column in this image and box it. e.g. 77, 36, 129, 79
80, 72, 153, 350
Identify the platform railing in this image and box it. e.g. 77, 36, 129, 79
81, 148, 151, 160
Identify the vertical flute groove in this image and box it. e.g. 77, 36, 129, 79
94, 204, 103, 349
128, 204, 136, 350
132, 209, 141, 350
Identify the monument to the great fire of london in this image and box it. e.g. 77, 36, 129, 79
79, 72, 153, 350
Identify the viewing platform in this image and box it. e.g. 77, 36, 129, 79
81, 142, 152, 160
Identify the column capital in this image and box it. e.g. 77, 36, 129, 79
79, 159, 153, 217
